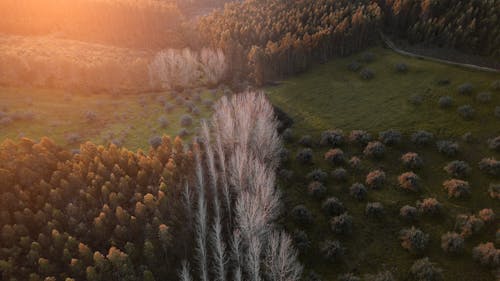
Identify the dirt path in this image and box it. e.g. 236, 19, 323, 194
379, 32, 500, 73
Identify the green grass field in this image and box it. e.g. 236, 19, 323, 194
0, 86, 223, 150
267, 47, 500, 280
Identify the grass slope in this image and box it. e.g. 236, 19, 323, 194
0, 86, 222, 150
268, 47, 500, 280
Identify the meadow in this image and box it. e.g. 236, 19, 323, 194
268, 47, 500, 280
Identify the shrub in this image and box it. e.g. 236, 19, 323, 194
180, 114, 193, 127
472, 242, 500, 267
293, 230, 311, 252
320, 130, 344, 147
399, 226, 429, 253
338, 273, 361, 281
411, 131, 434, 146
178, 128, 190, 137
278, 169, 293, 181
366, 271, 396, 281
203, 99, 214, 108
495, 106, 500, 119
192, 106, 200, 116
348, 61, 361, 72
279, 148, 290, 163
349, 183, 367, 201
84, 110, 97, 122
457, 105, 475, 120
184, 100, 195, 111
491, 80, 500, 91
457, 83, 473, 95
489, 183, 500, 199
438, 96, 453, 108
330, 213, 353, 235
366, 169, 386, 189
461, 132, 473, 143
322, 197, 345, 216
65, 133, 82, 145
158, 116, 169, 128
320, 240, 344, 262
416, 198, 442, 216
365, 202, 384, 218
395, 63, 408, 73
455, 214, 484, 238
441, 232, 464, 254
436, 140, 459, 157
363, 141, 385, 159
324, 149, 345, 165
409, 257, 443, 281
331, 168, 348, 182
360, 68, 374, 80
164, 102, 174, 113
362, 52, 375, 62
478, 158, 500, 177
148, 136, 162, 149
348, 156, 362, 170
478, 208, 496, 223
349, 130, 372, 146
291, 205, 313, 225
476, 92, 492, 103
443, 179, 470, 198
398, 172, 420, 192
307, 181, 327, 199
379, 130, 402, 146
307, 169, 328, 182
0, 116, 12, 126
400, 205, 418, 221
282, 128, 293, 143
409, 94, 423, 105
401, 152, 423, 169
444, 160, 471, 178
298, 135, 314, 147
488, 136, 500, 151
296, 148, 313, 164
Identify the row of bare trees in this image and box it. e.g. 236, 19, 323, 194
180, 92, 302, 281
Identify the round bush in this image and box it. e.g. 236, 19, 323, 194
164, 103, 174, 113
438, 96, 453, 108
491, 80, 500, 91
279, 148, 290, 164
457, 83, 474, 95
416, 198, 442, 216
322, 197, 345, 216
476, 92, 492, 103
362, 52, 375, 62
478, 157, 500, 177
320, 129, 344, 147
478, 208, 496, 223
324, 148, 345, 165
455, 214, 484, 238
436, 140, 459, 157
443, 179, 470, 198
330, 213, 353, 235
192, 106, 200, 116
282, 128, 293, 143
409, 94, 423, 106
472, 242, 500, 267
363, 141, 386, 159
178, 128, 190, 137
360, 68, 375, 80
298, 135, 313, 147
398, 172, 420, 192
399, 226, 429, 253
307, 181, 327, 199
395, 63, 408, 73
349, 130, 372, 146
149, 136, 162, 149
488, 183, 500, 199
349, 183, 367, 201
365, 202, 384, 218
400, 205, 418, 221
291, 205, 313, 225
296, 148, 313, 165
320, 240, 344, 262
411, 131, 434, 146
84, 110, 97, 122
488, 136, 500, 151
348, 156, 362, 170
331, 168, 348, 182
348, 61, 361, 72
379, 129, 402, 146
180, 114, 193, 127
444, 160, 470, 178
462, 132, 473, 143
307, 169, 328, 182
158, 116, 169, 128
365, 169, 386, 190
457, 105, 475, 120
293, 230, 311, 252
441, 232, 464, 254
409, 257, 443, 281
401, 152, 424, 170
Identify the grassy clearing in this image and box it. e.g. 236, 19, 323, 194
0, 86, 222, 150
267, 47, 500, 280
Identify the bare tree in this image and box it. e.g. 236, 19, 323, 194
265, 231, 303, 281
180, 260, 194, 281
